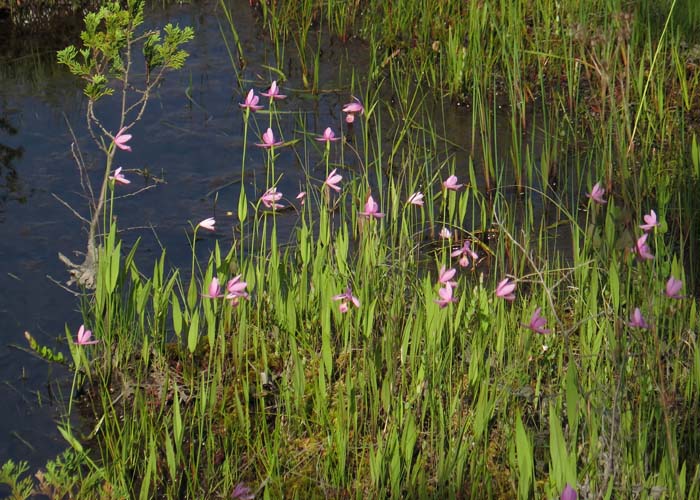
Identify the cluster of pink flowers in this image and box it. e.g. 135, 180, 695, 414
202, 275, 249, 306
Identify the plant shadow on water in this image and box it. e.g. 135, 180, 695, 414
0, 0, 699, 498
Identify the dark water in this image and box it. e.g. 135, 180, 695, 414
0, 0, 555, 471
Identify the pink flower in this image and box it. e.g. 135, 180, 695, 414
522, 307, 550, 334
451, 240, 478, 268
345, 114, 356, 124
315, 127, 340, 143
109, 167, 131, 185
226, 275, 249, 306
434, 284, 457, 308
296, 191, 307, 205
628, 307, 648, 329
586, 182, 607, 204
407, 191, 424, 206
197, 217, 216, 232
324, 168, 342, 193
261, 80, 286, 100
640, 209, 659, 232
439, 227, 452, 239
442, 175, 462, 191
495, 278, 516, 302
438, 266, 457, 287
333, 286, 360, 312
202, 277, 224, 298
342, 97, 364, 114
665, 276, 684, 299
633, 233, 654, 260
260, 187, 284, 210
113, 127, 132, 152
239, 89, 263, 111
75, 324, 98, 345
232, 482, 255, 499
256, 128, 284, 148
359, 194, 385, 219
561, 484, 577, 500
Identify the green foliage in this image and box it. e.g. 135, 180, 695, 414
57, 1, 193, 101
0, 460, 33, 500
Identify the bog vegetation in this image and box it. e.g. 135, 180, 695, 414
2, 0, 700, 498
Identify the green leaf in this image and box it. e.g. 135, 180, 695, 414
187, 309, 200, 353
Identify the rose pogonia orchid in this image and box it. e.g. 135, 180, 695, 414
451, 240, 479, 268
197, 217, 216, 232
256, 128, 284, 148
342, 97, 364, 124
315, 127, 341, 143
522, 307, 550, 334
634, 233, 654, 260
640, 209, 659, 232
439, 227, 452, 239
261, 80, 286, 100
296, 191, 306, 205
407, 191, 424, 206
226, 275, 249, 306
231, 482, 255, 500
438, 266, 457, 287
260, 187, 284, 210
628, 307, 649, 329
333, 286, 360, 313
113, 127, 132, 152
239, 89, 263, 111
495, 278, 516, 302
76, 324, 98, 345
202, 277, 224, 298
434, 284, 457, 308
359, 194, 385, 219
665, 276, 684, 299
442, 175, 463, 191
324, 169, 342, 193
586, 182, 607, 204
561, 484, 577, 500
109, 167, 131, 185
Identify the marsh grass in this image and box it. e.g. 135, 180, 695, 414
2, 0, 700, 498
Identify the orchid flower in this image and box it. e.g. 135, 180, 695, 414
260, 187, 284, 210
255, 128, 284, 148
665, 276, 684, 299
296, 191, 307, 205
324, 169, 342, 193
561, 484, 577, 500
522, 307, 550, 334
434, 284, 457, 308
407, 191, 424, 206
342, 97, 364, 124
586, 182, 607, 204
113, 127, 132, 152
76, 324, 98, 345
333, 286, 360, 312
639, 209, 659, 232
628, 307, 649, 329
439, 227, 452, 239
633, 233, 654, 260
202, 277, 224, 298
197, 217, 216, 232
495, 278, 516, 302
231, 482, 255, 500
442, 175, 463, 191
359, 194, 385, 219
451, 240, 478, 268
109, 167, 131, 185
226, 275, 249, 306
261, 80, 286, 100
438, 266, 457, 287
315, 127, 341, 143
239, 89, 263, 111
